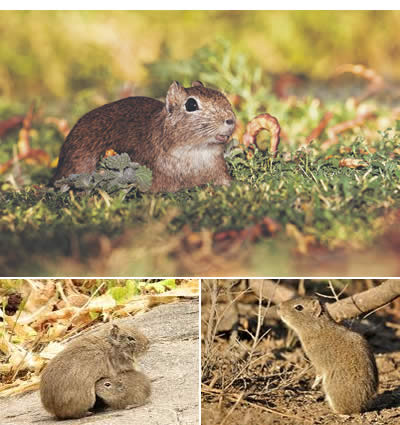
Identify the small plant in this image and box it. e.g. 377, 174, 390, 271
54, 152, 152, 195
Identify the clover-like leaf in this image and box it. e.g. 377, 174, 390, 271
100, 152, 131, 171
134, 165, 152, 192
54, 152, 152, 194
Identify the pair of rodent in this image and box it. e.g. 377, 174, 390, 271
278, 296, 379, 415
40, 323, 151, 419
51, 81, 236, 193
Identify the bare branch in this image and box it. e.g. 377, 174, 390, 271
326, 279, 400, 321
262, 280, 400, 322
248, 279, 295, 304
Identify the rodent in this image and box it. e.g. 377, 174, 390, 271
93, 370, 151, 411
40, 323, 149, 419
278, 296, 378, 414
50, 81, 236, 192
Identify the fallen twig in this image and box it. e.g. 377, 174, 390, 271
202, 385, 308, 421
305, 111, 334, 144
320, 111, 376, 151
333, 64, 385, 105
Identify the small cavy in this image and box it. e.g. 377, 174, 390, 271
40, 323, 149, 419
94, 370, 151, 411
278, 296, 378, 414
51, 81, 236, 192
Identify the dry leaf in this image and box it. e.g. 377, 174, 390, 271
39, 341, 65, 360
339, 158, 369, 168
87, 294, 116, 312
286, 223, 316, 254
0, 376, 40, 398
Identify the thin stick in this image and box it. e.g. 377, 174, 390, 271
218, 392, 244, 425
202, 385, 306, 421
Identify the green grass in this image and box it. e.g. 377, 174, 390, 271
1, 43, 400, 276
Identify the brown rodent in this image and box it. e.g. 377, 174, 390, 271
40, 323, 149, 419
278, 296, 378, 414
50, 81, 236, 192
94, 370, 151, 411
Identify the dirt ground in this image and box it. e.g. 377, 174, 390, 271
201, 281, 400, 425
0, 300, 199, 425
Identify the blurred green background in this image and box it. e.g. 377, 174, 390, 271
1, 10, 400, 100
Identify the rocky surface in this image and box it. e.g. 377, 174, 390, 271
0, 299, 199, 425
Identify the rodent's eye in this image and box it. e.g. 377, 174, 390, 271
294, 304, 304, 311
185, 98, 199, 112
104, 382, 112, 388
128, 336, 136, 342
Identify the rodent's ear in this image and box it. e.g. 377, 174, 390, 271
191, 80, 204, 87
109, 324, 120, 342
166, 81, 185, 114
310, 299, 323, 318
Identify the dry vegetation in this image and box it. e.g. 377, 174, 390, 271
201, 280, 400, 425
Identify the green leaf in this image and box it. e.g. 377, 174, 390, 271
138, 279, 176, 293
107, 280, 139, 303
100, 152, 131, 170
134, 165, 153, 192
89, 311, 100, 320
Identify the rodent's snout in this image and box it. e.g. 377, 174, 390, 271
223, 114, 236, 135
215, 116, 236, 143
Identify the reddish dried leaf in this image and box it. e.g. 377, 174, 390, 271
242, 113, 281, 157
335, 64, 384, 85
214, 217, 281, 247
334, 64, 385, 105
359, 147, 377, 155
273, 73, 305, 100
321, 111, 376, 151
45, 117, 70, 138
306, 111, 334, 144
0, 148, 51, 174
0, 116, 24, 138
227, 93, 243, 108
339, 158, 369, 168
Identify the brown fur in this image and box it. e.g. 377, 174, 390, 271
278, 297, 379, 414
40, 323, 149, 419
51, 81, 236, 192
94, 370, 151, 411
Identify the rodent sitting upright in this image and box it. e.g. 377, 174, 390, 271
278, 296, 378, 414
50, 81, 236, 192
94, 370, 151, 411
40, 323, 149, 419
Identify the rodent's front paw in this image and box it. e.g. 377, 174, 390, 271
216, 175, 232, 187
